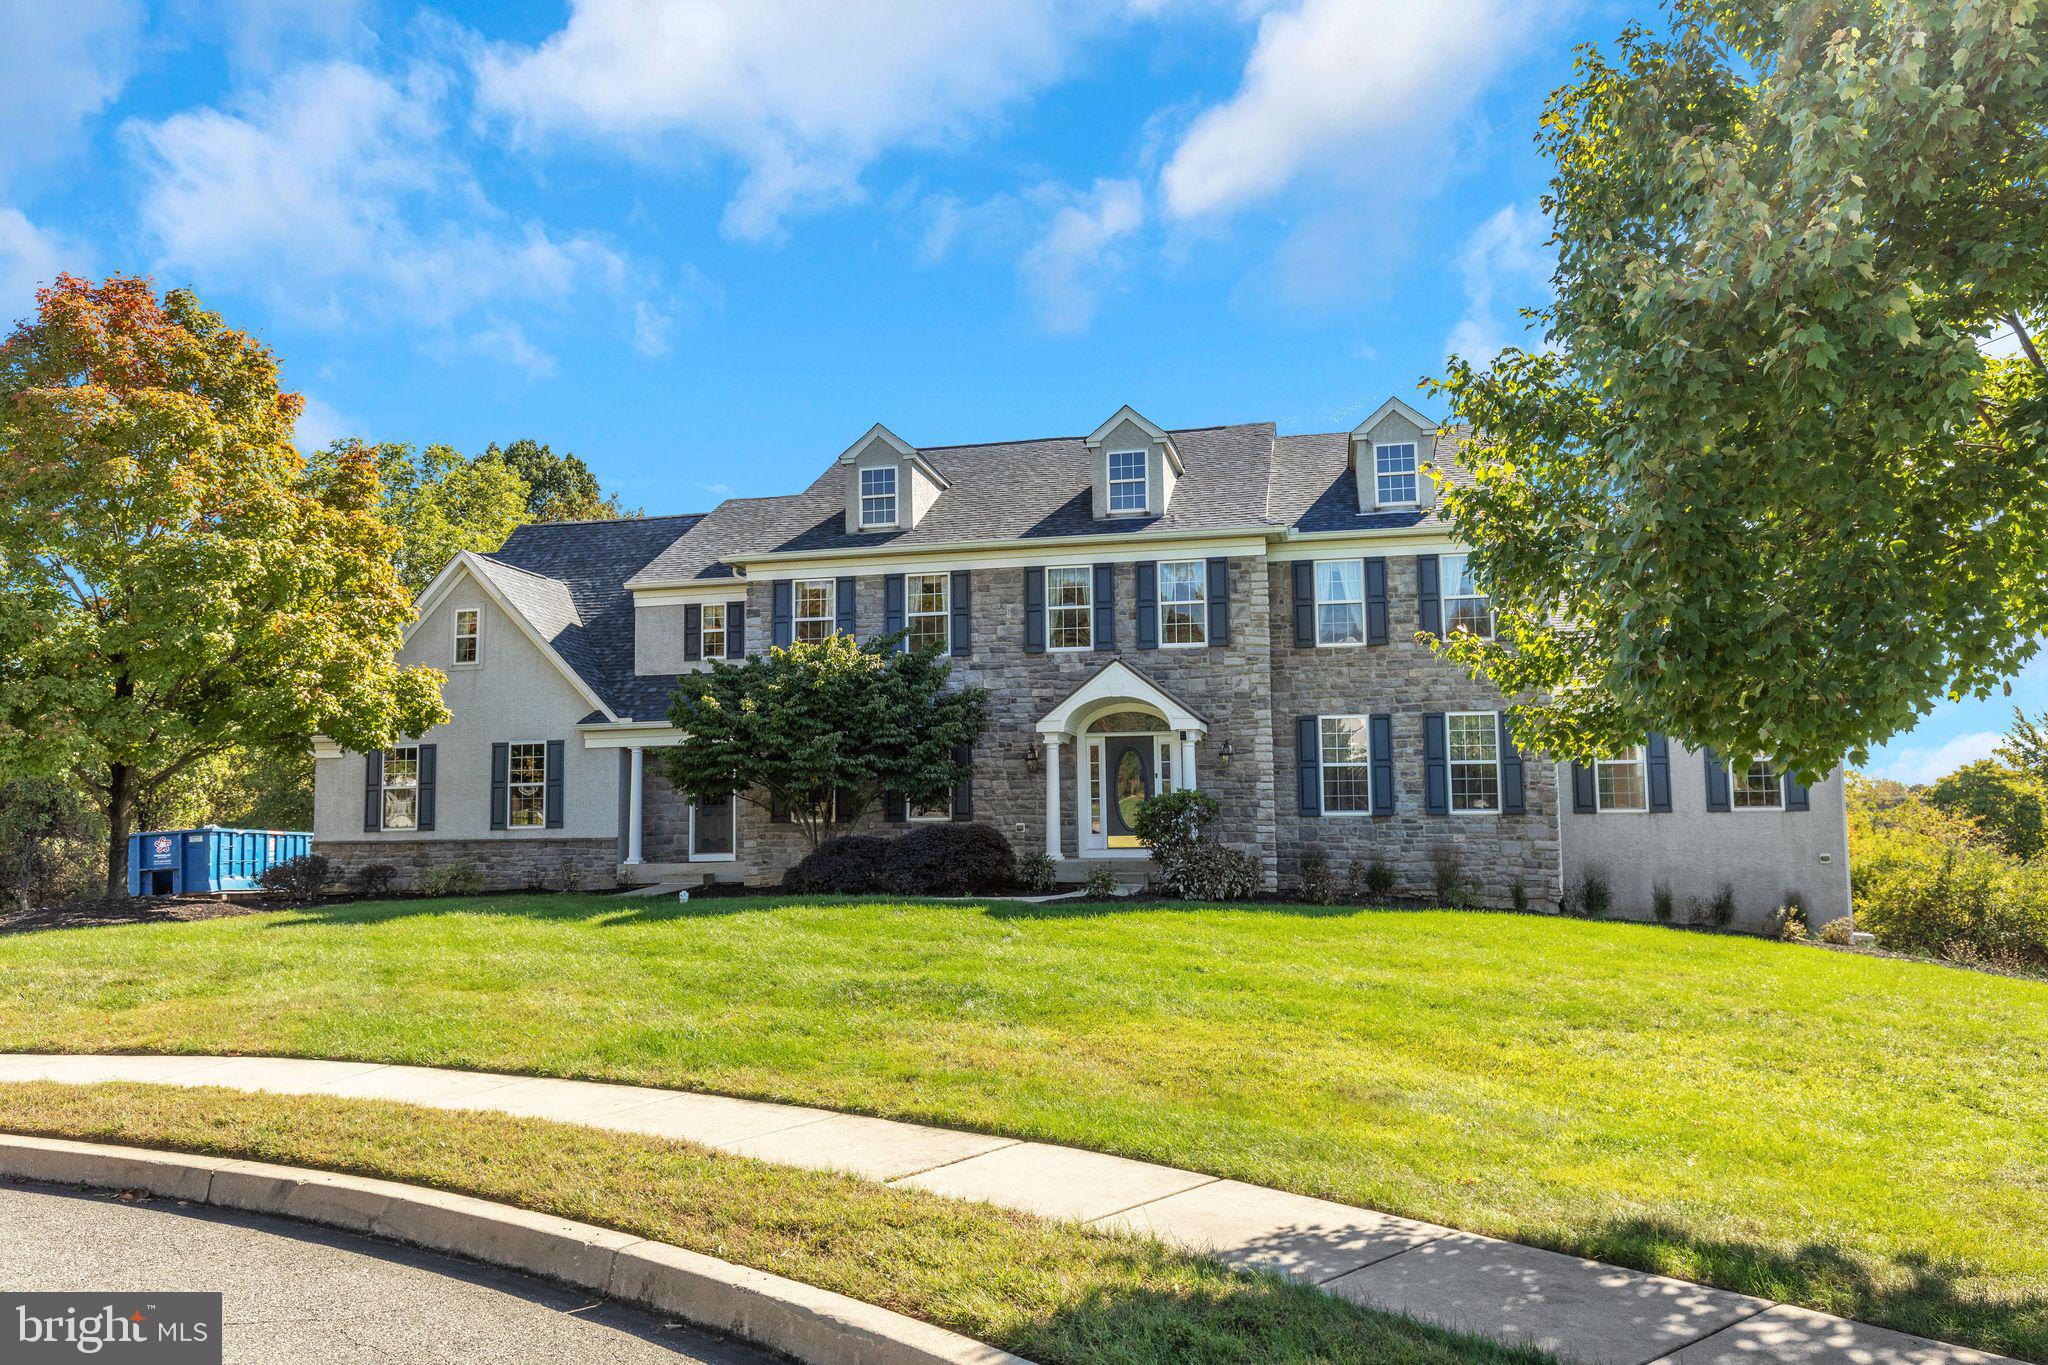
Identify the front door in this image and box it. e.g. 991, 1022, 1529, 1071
690, 792, 735, 859
1104, 736, 1154, 848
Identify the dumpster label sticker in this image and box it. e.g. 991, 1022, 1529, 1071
153, 837, 173, 860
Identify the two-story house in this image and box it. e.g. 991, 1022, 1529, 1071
310, 399, 1851, 926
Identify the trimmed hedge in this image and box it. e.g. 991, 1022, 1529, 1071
784, 835, 895, 895
784, 824, 1017, 897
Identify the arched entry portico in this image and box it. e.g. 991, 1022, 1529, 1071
1034, 661, 1208, 860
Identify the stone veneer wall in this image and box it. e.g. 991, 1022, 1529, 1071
317, 838, 621, 894
1266, 556, 1562, 908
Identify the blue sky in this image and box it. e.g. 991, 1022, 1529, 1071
2, 0, 2036, 780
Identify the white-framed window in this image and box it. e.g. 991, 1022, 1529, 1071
1047, 565, 1092, 650
908, 793, 950, 822
381, 745, 419, 830
1596, 745, 1648, 812
859, 466, 898, 527
508, 741, 547, 828
794, 578, 834, 643
1447, 711, 1501, 813
1441, 553, 1494, 638
907, 572, 949, 652
1157, 560, 1207, 646
1316, 559, 1365, 646
701, 603, 726, 659
1375, 442, 1419, 506
1107, 450, 1148, 513
453, 609, 479, 665
1320, 716, 1370, 815
1732, 758, 1785, 810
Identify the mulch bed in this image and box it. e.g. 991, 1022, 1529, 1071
0, 895, 291, 935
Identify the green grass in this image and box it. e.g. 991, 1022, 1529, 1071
0, 1081, 1537, 1364
0, 894, 2044, 1358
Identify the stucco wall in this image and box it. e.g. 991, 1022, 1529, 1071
635, 596, 748, 674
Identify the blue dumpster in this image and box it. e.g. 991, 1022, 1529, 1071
127, 827, 313, 897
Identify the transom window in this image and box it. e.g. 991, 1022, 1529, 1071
1442, 553, 1494, 638
1596, 745, 1648, 812
1158, 560, 1207, 646
1316, 559, 1365, 646
859, 466, 898, 527
701, 603, 726, 659
508, 741, 547, 828
381, 745, 419, 830
794, 579, 834, 643
1321, 716, 1370, 814
1375, 442, 1419, 505
907, 572, 949, 652
1047, 566, 1092, 650
1107, 450, 1148, 513
1447, 712, 1501, 813
1733, 758, 1785, 810
453, 609, 479, 665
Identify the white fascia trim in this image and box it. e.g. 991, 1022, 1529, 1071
837, 422, 918, 465
632, 581, 748, 606
1086, 404, 1182, 473
310, 736, 344, 760
1350, 396, 1439, 437
721, 529, 1271, 581
580, 723, 684, 750
411, 552, 619, 723
1269, 529, 1465, 560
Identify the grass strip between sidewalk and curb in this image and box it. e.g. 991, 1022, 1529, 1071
0, 1080, 1552, 1365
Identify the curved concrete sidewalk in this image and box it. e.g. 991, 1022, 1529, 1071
0, 1053, 2010, 1365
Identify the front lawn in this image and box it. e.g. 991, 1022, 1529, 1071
0, 895, 2042, 1358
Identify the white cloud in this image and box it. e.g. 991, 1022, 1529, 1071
208, 0, 374, 72
470, 322, 557, 378
1020, 179, 1146, 333
293, 393, 358, 451
1444, 201, 1552, 366
1161, 0, 1525, 221
0, 0, 143, 186
472, 0, 1104, 242
0, 209, 84, 323
1870, 731, 2004, 786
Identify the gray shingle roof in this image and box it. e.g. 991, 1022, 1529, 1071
1266, 428, 1469, 534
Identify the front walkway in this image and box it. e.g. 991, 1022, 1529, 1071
0, 1053, 2007, 1365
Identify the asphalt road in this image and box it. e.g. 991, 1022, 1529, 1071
0, 1180, 779, 1364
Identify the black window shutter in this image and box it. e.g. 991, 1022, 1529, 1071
1092, 563, 1116, 650
363, 750, 383, 832
1365, 557, 1389, 645
726, 600, 746, 658
835, 577, 856, 635
1646, 734, 1672, 812
1369, 714, 1394, 815
770, 792, 790, 824
684, 603, 702, 661
1498, 715, 1525, 814
1292, 561, 1315, 647
1135, 561, 1158, 649
1418, 554, 1442, 635
834, 786, 859, 824
1023, 567, 1045, 653
417, 744, 437, 831
884, 791, 906, 822
1296, 716, 1321, 815
1206, 557, 1229, 646
772, 581, 793, 646
490, 743, 509, 830
1571, 763, 1598, 813
545, 739, 565, 829
950, 743, 973, 821
950, 570, 971, 657
1423, 713, 1449, 815
1784, 769, 1811, 811
1704, 747, 1731, 812
883, 574, 906, 645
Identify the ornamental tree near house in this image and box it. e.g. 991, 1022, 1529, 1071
1427, 0, 2047, 778
660, 632, 988, 851
0, 275, 448, 898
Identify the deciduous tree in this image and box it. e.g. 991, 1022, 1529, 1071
486, 438, 633, 522
1926, 760, 2046, 861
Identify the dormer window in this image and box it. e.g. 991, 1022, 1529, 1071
1107, 450, 1148, 513
1375, 442, 1419, 506
859, 466, 898, 528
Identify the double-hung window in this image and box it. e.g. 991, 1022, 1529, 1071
859, 466, 898, 528
1596, 746, 1648, 812
1158, 560, 1207, 646
1047, 566, 1092, 649
1441, 553, 1494, 637
1447, 712, 1501, 813
453, 609, 479, 665
1732, 758, 1785, 810
907, 572, 949, 652
1321, 716, 1370, 814
1316, 559, 1365, 646
381, 745, 419, 830
1107, 450, 1148, 513
508, 742, 547, 828
701, 603, 726, 659
1375, 442, 1419, 505
794, 579, 834, 643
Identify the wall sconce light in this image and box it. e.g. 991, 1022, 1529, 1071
1022, 742, 1042, 774
1219, 739, 1235, 771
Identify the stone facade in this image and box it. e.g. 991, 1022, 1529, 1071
317, 837, 620, 894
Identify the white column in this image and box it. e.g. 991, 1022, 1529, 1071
625, 746, 645, 865
1043, 734, 1064, 860
1180, 732, 1198, 791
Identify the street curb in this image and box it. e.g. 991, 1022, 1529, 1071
0, 1134, 1030, 1365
